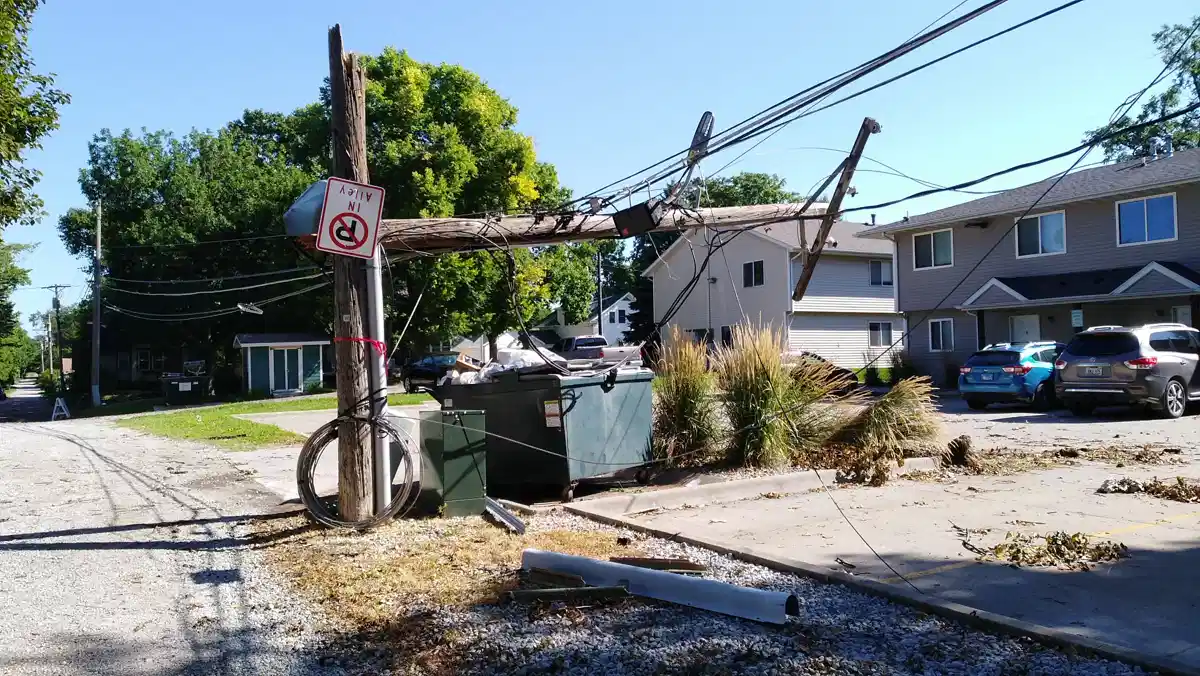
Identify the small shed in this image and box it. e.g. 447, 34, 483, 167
233, 333, 330, 396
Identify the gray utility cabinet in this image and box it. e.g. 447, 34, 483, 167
437, 369, 653, 499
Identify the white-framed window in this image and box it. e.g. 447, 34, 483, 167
869, 260, 893, 286
1116, 193, 1176, 246
1015, 211, 1066, 257
913, 229, 953, 270
868, 321, 893, 348
618, 309, 627, 323
134, 348, 151, 372
742, 260, 764, 287
929, 318, 954, 353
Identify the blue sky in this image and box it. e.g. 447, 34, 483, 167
9, 0, 1196, 330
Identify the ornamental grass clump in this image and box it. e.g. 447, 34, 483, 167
651, 327, 719, 467
827, 376, 940, 485
713, 324, 795, 468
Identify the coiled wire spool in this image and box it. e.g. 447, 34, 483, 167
296, 413, 419, 530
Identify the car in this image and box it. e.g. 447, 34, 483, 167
398, 352, 465, 393
959, 341, 1065, 411
1054, 323, 1200, 419
783, 351, 860, 396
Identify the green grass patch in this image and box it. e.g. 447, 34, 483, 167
75, 397, 165, 418
116, 392, 432, 451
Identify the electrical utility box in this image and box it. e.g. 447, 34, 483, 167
416, 409, 487, 517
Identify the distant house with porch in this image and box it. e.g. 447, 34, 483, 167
857, 145, 1200, 385
234, 333, 330, 396
536, 292, 638, 344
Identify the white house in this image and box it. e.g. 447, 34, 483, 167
643, 211, 902, 368
536, 292, 637, 344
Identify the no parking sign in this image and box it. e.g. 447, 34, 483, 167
315, 177, 386, 259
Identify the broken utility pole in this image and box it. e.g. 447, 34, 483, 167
328, 24, 374, 523
791, 117, 881, 301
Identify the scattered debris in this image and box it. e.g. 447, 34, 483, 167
496, 498, 538, 516
1143, 477, 1200, 503
834, 557, 856, 570
522, 548, 799, 624
527, 567, 586, 589
1055, 448, 1080, 458
759, 491, 786, 499
941, 435, 978, 468
977, 531, 1129, 571
950, 523, 990, 539
1096, 477, 1143, 494
484, 497, 526, 534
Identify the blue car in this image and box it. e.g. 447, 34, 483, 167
959, 341, 1066, 411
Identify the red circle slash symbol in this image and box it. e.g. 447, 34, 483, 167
329, 212, 368, 250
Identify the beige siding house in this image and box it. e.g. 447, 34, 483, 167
858, 146, 1200, 386
643, 208, 901, 369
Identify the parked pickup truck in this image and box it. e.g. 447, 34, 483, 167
552, 335, 641, 364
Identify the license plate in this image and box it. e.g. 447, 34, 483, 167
980, 373, 994, 381
1080, 365, 1108, 378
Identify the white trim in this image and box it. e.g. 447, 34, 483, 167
1115, 192, 1178, 248
928, 318, 954, 353
868, 321, 894, 348
235, 340, 330, 348
1013, 209, 1066, 259
268, 348, 274, 393
741, 259, 765, 288
868, 259, 893, 287
1111, 261, 1200, 295
962, 278, 1029, 306
911, 228, 954, 271
318, 344, 324, 387
245, 347, 252, 393
956, 288, 1194, 310
891, 237, 899, 311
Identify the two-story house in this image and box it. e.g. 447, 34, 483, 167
643, 210, 901, 369
858, 146, 1200, 385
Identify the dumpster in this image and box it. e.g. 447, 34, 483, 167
161, 375, 211, 405
436, 368, 654, 500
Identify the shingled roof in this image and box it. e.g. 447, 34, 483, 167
858, 147, 1200, 237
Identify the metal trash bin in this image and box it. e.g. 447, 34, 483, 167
161, 376, 211, 405
436, 368, 654, 500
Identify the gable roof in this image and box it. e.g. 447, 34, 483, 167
643, 218, 890, 278
233, 333, 330, 347
959, 261, 1200, 309
859, 147, 1200, 237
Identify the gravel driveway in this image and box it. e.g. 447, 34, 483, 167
0, 419, 331, 676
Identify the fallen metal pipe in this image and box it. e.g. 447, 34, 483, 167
522, 549, 799, 624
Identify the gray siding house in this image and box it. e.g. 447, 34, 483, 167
858, 147, 1200, 386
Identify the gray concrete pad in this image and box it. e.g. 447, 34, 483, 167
619, 457, 1200, 668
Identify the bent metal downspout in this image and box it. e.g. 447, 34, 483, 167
522, 549, 799, 624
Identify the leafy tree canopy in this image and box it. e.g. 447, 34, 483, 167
1085, 15, 1200, 161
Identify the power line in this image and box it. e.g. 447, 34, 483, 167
105, 271, 325, 297
106, 265, 321, 285
105, 280, 330, 321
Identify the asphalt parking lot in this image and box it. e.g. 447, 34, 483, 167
621, 397, 1200, 669
937, 394, 1200, 450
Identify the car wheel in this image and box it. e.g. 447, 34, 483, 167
1032, 383, 1052, 411
966, 398, 988, 411
1067, 401, 1095, 417
1160, 379, 1187, 419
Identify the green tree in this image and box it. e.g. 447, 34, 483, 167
0, 322, 38, 386
1085, 15, 1200, 161
626, 172, 804, 343
0, 0, 69, 230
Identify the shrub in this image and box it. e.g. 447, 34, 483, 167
889, 349, 918, 384
713, 324, 796, 468
36, 369, 58, 397
785, 355, 868, 464
651, 327, 719, 467
827, 376, 941, 485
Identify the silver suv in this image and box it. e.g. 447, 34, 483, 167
1054, 323, 1200, 419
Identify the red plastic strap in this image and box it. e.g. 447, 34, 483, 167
333, 336, 387, 357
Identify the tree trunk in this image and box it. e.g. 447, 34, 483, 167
487, 333, 499, 363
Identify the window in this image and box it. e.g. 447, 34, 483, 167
152, 354, 166, 371
869, 260, 892, 286
1117, 193, 1176, 246
1065, 333, 1138, 357
966, 351, 1019, 366
1016, 211, 1065, 257
618, 309, 627, 323
609, 311, 616, 323
1035, 349, 1058, 364
134, 348, 151, 372
1150, 330, 1197, 353
868, 322, 893, 348
720, 325, 733, 346
742, 260, 764, 287
691, 329, 711, 344
913, 230, 953, 269
929, 319, 954, 352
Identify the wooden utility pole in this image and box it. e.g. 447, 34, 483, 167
791, 117, 880, 301
91, 200, 102, 407
328, 24, 374, 522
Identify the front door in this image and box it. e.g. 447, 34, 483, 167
272, 348, 301, 392
1172, 305, 1192, 327
1010, 314, 1040, 342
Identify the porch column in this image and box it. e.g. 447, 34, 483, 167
1190, 296, 1199, 329
975, 310, 986, 350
